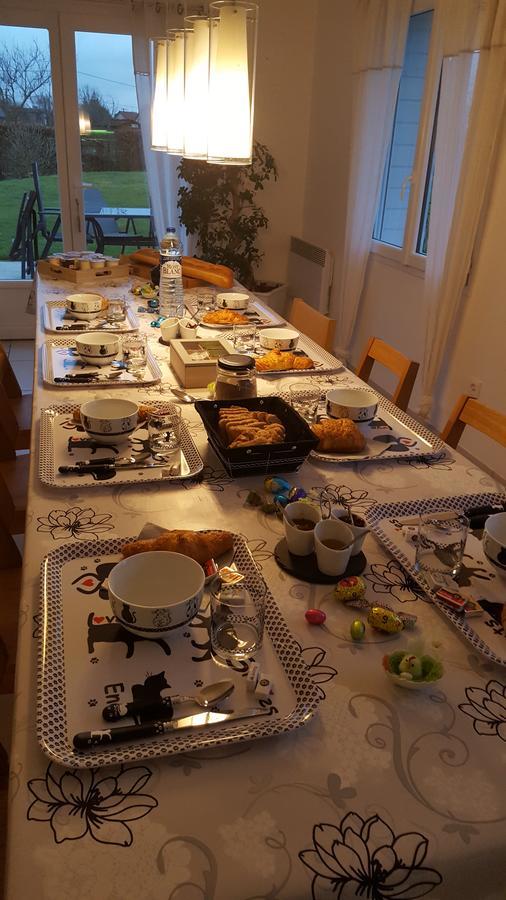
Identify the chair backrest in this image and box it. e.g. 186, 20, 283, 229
441, 395, 506, 449
84, 187, 106, 213
0, 344, 22, 400
287, 298, 336, 351
356, 336, 419, 411
9, 191, 37, 260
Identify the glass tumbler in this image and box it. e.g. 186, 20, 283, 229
233, 324, 257, 353
289, 382, 321, 423
106, 298, 126, 323
122, 333, 147, 371
147, 405, 182, 459
210, 580, 265, 660
414, 512, 469, 580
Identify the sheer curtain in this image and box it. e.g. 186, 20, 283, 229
419, 0, 506, 416
131, 1, 191, 251
332, 0, 411, 362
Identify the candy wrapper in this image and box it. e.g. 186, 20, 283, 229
218, 564, 245, 586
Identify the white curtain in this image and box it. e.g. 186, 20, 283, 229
131, 1, 191, 251
332, 0, 411, 362
419, 0, 506, 416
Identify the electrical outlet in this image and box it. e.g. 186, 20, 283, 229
468, 379, 482, 399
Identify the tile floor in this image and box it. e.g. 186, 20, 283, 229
1, 340, 35, 394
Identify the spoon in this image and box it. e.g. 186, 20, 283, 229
102, 679, 235, 722
170, 387, 199, 403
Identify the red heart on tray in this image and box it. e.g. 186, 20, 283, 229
93, 616, 105, 624
82, 578, 95, 587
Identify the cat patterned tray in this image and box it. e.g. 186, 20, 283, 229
188, 292, 285, 329
42, 339, 162, 388
38, 534, 321, 767
39, 401, 203, 488
280, 389, 447, 464
43, 300, 139, 333
366, 491, 506, 666
221, 333, 342, 377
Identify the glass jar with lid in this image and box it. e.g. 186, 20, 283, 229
215, 354, 257, 401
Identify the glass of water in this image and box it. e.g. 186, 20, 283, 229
414, 512, 469, 580
106, 298, 126, 323
233, 324, 257, 353
289, 382, 321, 423
122, 333, 147, 371
147, 405, 182, 459
210, 580, 265, 660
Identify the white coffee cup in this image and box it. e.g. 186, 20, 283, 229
160, 317, 179, 342
483, 512, 506, 575
178, 318, 199, 339
314, 519, 354, 576
331, 507, 369, 556
283, 501, 322, 556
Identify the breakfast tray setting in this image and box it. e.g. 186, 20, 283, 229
366, 491, 506, 666
39, 401, 204, 487
43, 300, 139, 333
190, 294, 285, 329
42, 338, 162, 388
38, 534, 321, 767
220, 332, 344, 377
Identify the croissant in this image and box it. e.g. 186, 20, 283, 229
311, 418, 366, 453
122, 529, 234, 564
255, 350, 314, 372
202, 309, 248, 325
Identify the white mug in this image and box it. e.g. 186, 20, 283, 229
283, 501, 322, 556
160, 317, 179, 342
331, 506, 369, 556
314, 519, 354, 576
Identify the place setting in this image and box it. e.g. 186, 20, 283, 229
186, 288, 285, 329
43, 291, 139, 333
42, 331, 161, 387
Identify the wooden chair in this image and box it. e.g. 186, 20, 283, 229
441, 395, 506, 449
0, 456, 29, 568
0, 345, 32, 460
287, 298, 336, 351
356, 337, 419, 411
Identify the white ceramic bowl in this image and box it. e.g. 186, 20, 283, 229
75, 332, 120, 367
216, 292, 250, 310
314, 519, 354, 576
483, 512, 506, 574
80, 398, 139, 444
326, 388, 378, 422
108, 551, 205, 638
259, 328, 300, 351
65, 292, 107, 321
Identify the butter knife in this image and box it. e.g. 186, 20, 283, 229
73, 707, 270, 749
58, 458, 180, 474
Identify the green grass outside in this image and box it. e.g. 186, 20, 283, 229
0, 170, 151, 259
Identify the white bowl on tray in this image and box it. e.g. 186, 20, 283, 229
108, 551, 205, 638
215, 292, 250, 310
65, 292, 107, 321
326, 388, 378, 422
259, 328, 300, 351
80, 398, 139, 444
75, 332, 120, 367
483, 512, 506, 576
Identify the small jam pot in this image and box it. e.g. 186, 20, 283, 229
215, 354, 257, 401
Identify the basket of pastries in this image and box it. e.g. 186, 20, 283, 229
194, 397, 318, 476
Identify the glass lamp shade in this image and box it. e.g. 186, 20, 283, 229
150, 38, 169, 151
183, 16, 209, 159
78, 109, 91, 135
208, 1, 258, 165
166, 29, 185, 155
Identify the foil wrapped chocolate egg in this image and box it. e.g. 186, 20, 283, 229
350, 619, 366, 641
367, 606, 404, 634
305, 609, 326, 625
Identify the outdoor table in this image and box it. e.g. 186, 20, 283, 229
4, 273, 505, 900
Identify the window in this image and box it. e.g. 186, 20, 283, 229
372, 4, 441, 267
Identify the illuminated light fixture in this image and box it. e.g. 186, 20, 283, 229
150, 37, 169, 151
183, 15, 209, 159
207, 1, 258, 165
166, 28, 185, 155
78, 109, 91, 135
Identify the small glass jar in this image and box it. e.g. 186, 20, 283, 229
215, 354, 256, 401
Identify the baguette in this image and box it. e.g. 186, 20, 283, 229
122, 529, 234, 565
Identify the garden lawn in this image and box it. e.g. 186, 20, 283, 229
0, 170, 151, 259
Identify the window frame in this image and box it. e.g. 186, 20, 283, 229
371, 0, 443, 272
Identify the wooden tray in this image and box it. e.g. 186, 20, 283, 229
38, 259, 130, 283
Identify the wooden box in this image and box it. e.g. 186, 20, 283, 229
170, 337, 233, 389
37, 259, 131, 283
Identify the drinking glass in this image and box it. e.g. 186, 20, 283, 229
106, 298, 126, 323
414, 512, 469, 580
233, 324, 257, 353
209, 580, 265, 660
289, 382, 321, 423
147, 405, 182, 458
122, 333, 147, 371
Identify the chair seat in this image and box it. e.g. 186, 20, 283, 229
0, 453, 29, 533
11, 394, 32, 451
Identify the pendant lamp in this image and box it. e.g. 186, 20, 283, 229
165, 28, 185, 155
183, 15, 210, 159
150, 37, 169, 151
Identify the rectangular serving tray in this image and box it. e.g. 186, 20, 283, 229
43, 300, 139, 333
42, 338, 161, 388
38, 534, 321, 767
366, 491, 506, 666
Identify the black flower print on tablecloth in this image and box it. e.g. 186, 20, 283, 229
183, 465, 235, 492
399, 452, 454, 471
313, 483, 377, 518
299, 812, 442, 900
365, 560, 425, 603
27, 764, 157, 846
37, 507, 114, 541
295, 641, 337, 700
459, 679, 506, 741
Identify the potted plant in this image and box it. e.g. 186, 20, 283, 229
177, 142, 286, 310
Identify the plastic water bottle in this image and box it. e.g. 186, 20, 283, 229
159, 226, 184, 318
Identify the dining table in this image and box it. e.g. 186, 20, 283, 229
4, 271, 506, 900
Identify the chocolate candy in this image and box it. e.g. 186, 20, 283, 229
264, 476, 291, 495
367, 606, 404, 634
273, 492, 290, 509
305, 608, 326, 625
335, 576, 367, 605
350, 619, 366, 641
288, 487, 307, 502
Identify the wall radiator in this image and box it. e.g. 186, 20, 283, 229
287, 237, 334, 315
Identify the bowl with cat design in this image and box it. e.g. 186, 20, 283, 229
108, 551, 205, 638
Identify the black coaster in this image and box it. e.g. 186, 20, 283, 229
158, 336, 171, 346
274, 538, 366, 584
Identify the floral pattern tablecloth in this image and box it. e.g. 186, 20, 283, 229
5, 274, 506, 900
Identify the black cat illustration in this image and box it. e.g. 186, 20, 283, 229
87, 612, 171, 659
107, 671, 172, 724
372, 434, 417, 452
